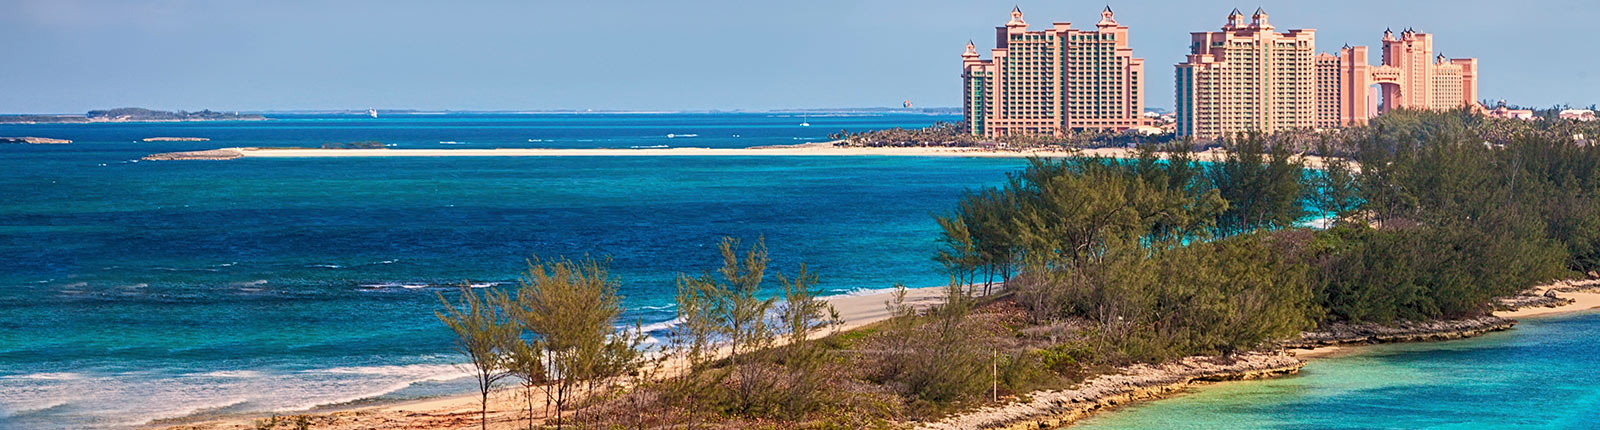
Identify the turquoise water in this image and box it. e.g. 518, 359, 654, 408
0, 113, 1032, 428
1074, 312, 1600, 429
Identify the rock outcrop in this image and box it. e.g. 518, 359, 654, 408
142, 149, 245, 160
1498, 290, 1575, 311
918, 352, 1303, 430
1286, 316, 1515, 348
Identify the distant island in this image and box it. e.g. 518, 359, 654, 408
0, 107, 265, 124
0, 136, 71, 144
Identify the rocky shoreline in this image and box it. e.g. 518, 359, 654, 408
1284, 315, 1516, 348
922, 315, 1520, 430
919, 352, 1304, 430
142, 148, 244, 160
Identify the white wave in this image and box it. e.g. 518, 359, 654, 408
317, 363, 471, 380
400, 284, 428, 289
4, 372, 84, 381
438, 141, 463, 145
199, 370, 263, 378
307, 263, 342, 269
665, 133, 698, 138
229, 280, 268, 287
636, 303, 676, 311
468, 282, 499, 289
636, 317, 683, 334
630, 145, 669, 149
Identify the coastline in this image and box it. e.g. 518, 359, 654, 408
156, 284, 967, 429
916, 279, 1600, 430
159, 279, 1600, 430
139, 142, 1338, 168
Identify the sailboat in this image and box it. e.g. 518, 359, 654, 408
799, 112, 810, 127
368, 108, 378, 118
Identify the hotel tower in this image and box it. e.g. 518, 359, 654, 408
1175, 9, 1480, 139
961, 7, 1149, 137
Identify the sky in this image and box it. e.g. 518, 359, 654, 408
1, 0, 1596, 113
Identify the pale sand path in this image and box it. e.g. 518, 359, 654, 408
152, 143, 1338, 169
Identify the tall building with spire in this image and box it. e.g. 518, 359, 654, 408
1177, 9, 1481, 139
961, 6, 1149, 137
1174, 8, 1318, 139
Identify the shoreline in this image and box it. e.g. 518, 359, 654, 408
159, 279, 1600, 430
139, 142, 1337, 168
917, 279, 1600, 430
155, 284, 971, 429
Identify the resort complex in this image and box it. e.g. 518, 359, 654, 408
962, 7, 1485, 140
961, 7, 1152, 137
1174, 9, 1479, 138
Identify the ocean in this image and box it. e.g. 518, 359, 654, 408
5, 113, 1587, 430
0, 112, 1026, 428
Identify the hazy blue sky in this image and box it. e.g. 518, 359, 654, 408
2, 0, 1595, 113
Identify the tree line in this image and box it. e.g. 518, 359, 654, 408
937, 108, 1596, 366
431, 108, 1600, 427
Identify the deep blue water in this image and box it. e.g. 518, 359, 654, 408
0, 113, 1029, 428
1075, 312, 1600, 429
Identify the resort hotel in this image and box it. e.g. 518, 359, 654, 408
961, 7, 1483, 140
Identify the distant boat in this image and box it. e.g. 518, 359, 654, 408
904, 100, 913, 108
800, 113, 810, 127
368, 108, 378, 118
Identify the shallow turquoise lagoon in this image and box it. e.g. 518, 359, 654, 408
1075, 312, 1600, 429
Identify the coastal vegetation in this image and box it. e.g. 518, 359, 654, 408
830, 121, 1169, 149
432, 109, 1599, 428
320, 141, 386, 149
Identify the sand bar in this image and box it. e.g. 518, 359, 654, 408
143, 142, 1339, 168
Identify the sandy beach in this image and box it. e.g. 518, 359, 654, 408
142, 142, 1338, 168
1496, 280, 1600, 318
158, 284, 975, 430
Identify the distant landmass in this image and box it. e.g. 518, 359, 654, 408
0, 107, 265, 124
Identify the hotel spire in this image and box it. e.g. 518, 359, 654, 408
1225, 8, 1244, 30
1097, 6, 1117, 27
1251, 7, 1272, 30
1007, 6, 1026, 28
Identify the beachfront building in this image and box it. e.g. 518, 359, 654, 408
1560, 109, 1597, 121
961, 6, 1149, 137
1174, 9, 1317, 139
1175, 9, 1482, 139
1488, 105, 1536, 120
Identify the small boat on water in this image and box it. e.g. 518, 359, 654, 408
368, 108, 378, 118
800, 113, 810, 127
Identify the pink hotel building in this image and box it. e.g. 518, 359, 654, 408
961, 7, 1150, 137
962, 7, 1482, 140
1175, 9, 1479, 139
